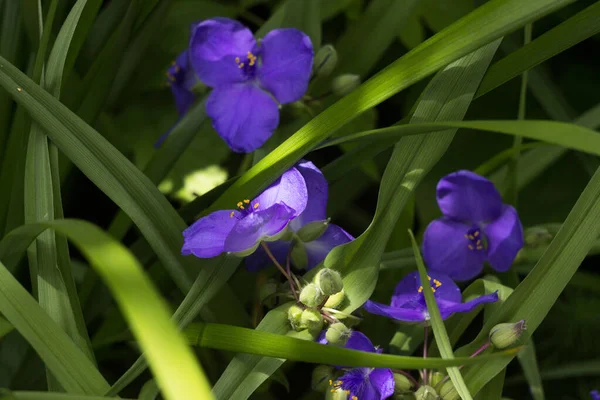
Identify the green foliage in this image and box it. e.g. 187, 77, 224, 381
0, 0, 598, 399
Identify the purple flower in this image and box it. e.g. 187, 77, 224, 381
167, 50, 197, 116
244, 161, 353, 271
189, 18, 313, 153
423, 170, 524, 281
318, 331, 394, 400
591, 390, 600, 400
363, 271, 498, 323
182, 166, 308, 258
157, 50, 198, 147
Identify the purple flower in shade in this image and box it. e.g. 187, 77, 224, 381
422, 170, 524, 281
318, 331, 394, 400
189, 18, 313, 153
181, 166, 309, 258
363, 271, 498, 323
157, 50, 198, 147
591, 390, 600, 400
244, 160, 353, 271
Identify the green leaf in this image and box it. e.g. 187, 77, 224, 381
319, 120, 600, 156
410, 230, 473, 400
185, 322, 518, 369
209, 0, 573, 214
517, 340, 545, 400
457, 166, 600, 395
0, 219, 214, 400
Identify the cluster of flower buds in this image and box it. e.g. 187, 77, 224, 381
288, 268, 346, 338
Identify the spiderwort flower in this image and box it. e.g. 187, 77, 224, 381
423, 170, 524, 281
245, 161, 353, 271
181, 166, 308, 257
318, 331, 395, 400
157, 50, 199, 147
189, 18, 314, 152
591, 390, 600, 400
363, 271, 498, 322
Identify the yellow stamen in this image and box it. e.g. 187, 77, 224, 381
235, 57, 240, 63
243, 199, 250, 204
477, 245, 483, 250
476, 239, 481, 245
474, 231, 479, 237
468, 244, 474, 250
431, 287, 436, 293
237, 202, 243, 207
239, 205, 245, 210
254, 203, 259, 209
418, 286, 423, 293
238, 62, 245, 68
229, 211, 234, 218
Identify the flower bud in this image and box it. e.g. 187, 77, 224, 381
315, 268, 344, 296
324, 289, 345, 309
524, 226, 553, 248
489, 320, 527, 349
393, 373, 413, 393
311, 365, 335, 392
299, 283, 325, 307
396, 394, 417, 400
313, 45, 338, 78
332, 74, 361, 96
296, 219, 329, 242
325, 322, 352, 346
291, 241, 309, 270
300, 308, 324, 335
430, 371, 445, 387
439, 380, 459, 400
287, 304, 304, 331
415, 385, 438, 400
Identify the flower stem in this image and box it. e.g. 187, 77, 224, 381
261, 242, 298, 301
423, 326, 429, 385
435, 341, 491, 389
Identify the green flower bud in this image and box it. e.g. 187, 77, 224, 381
315, 268, 344, 296
300, 308, 324, 335
313, 44, 338, 78
430, 372, 445, 388
415, 385, 438, 400
288, 304, 304, 331
524, 226, 553, 247
291, 241, 309, 270
297, 219, 329, 242
311, 365, 335, 392
299, 283, 325, 307
393, 373, 413, 393
325, 322, 352, 346
489, 320, 527, 349
396, 394, 417, 400
439, 380, 459, 400
332, 74, 361, 96
324, 289, 345, 309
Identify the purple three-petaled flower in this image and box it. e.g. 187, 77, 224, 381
422, 170, 524, 281
591, 390, 600, 400
181, 166, 309, 258
157, 50, 199, 147
188, 17, 314, 153
166, 50, 197, 117
318, 331, 394, 400
363, 271, 498, 322
245, 161, 353, 271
